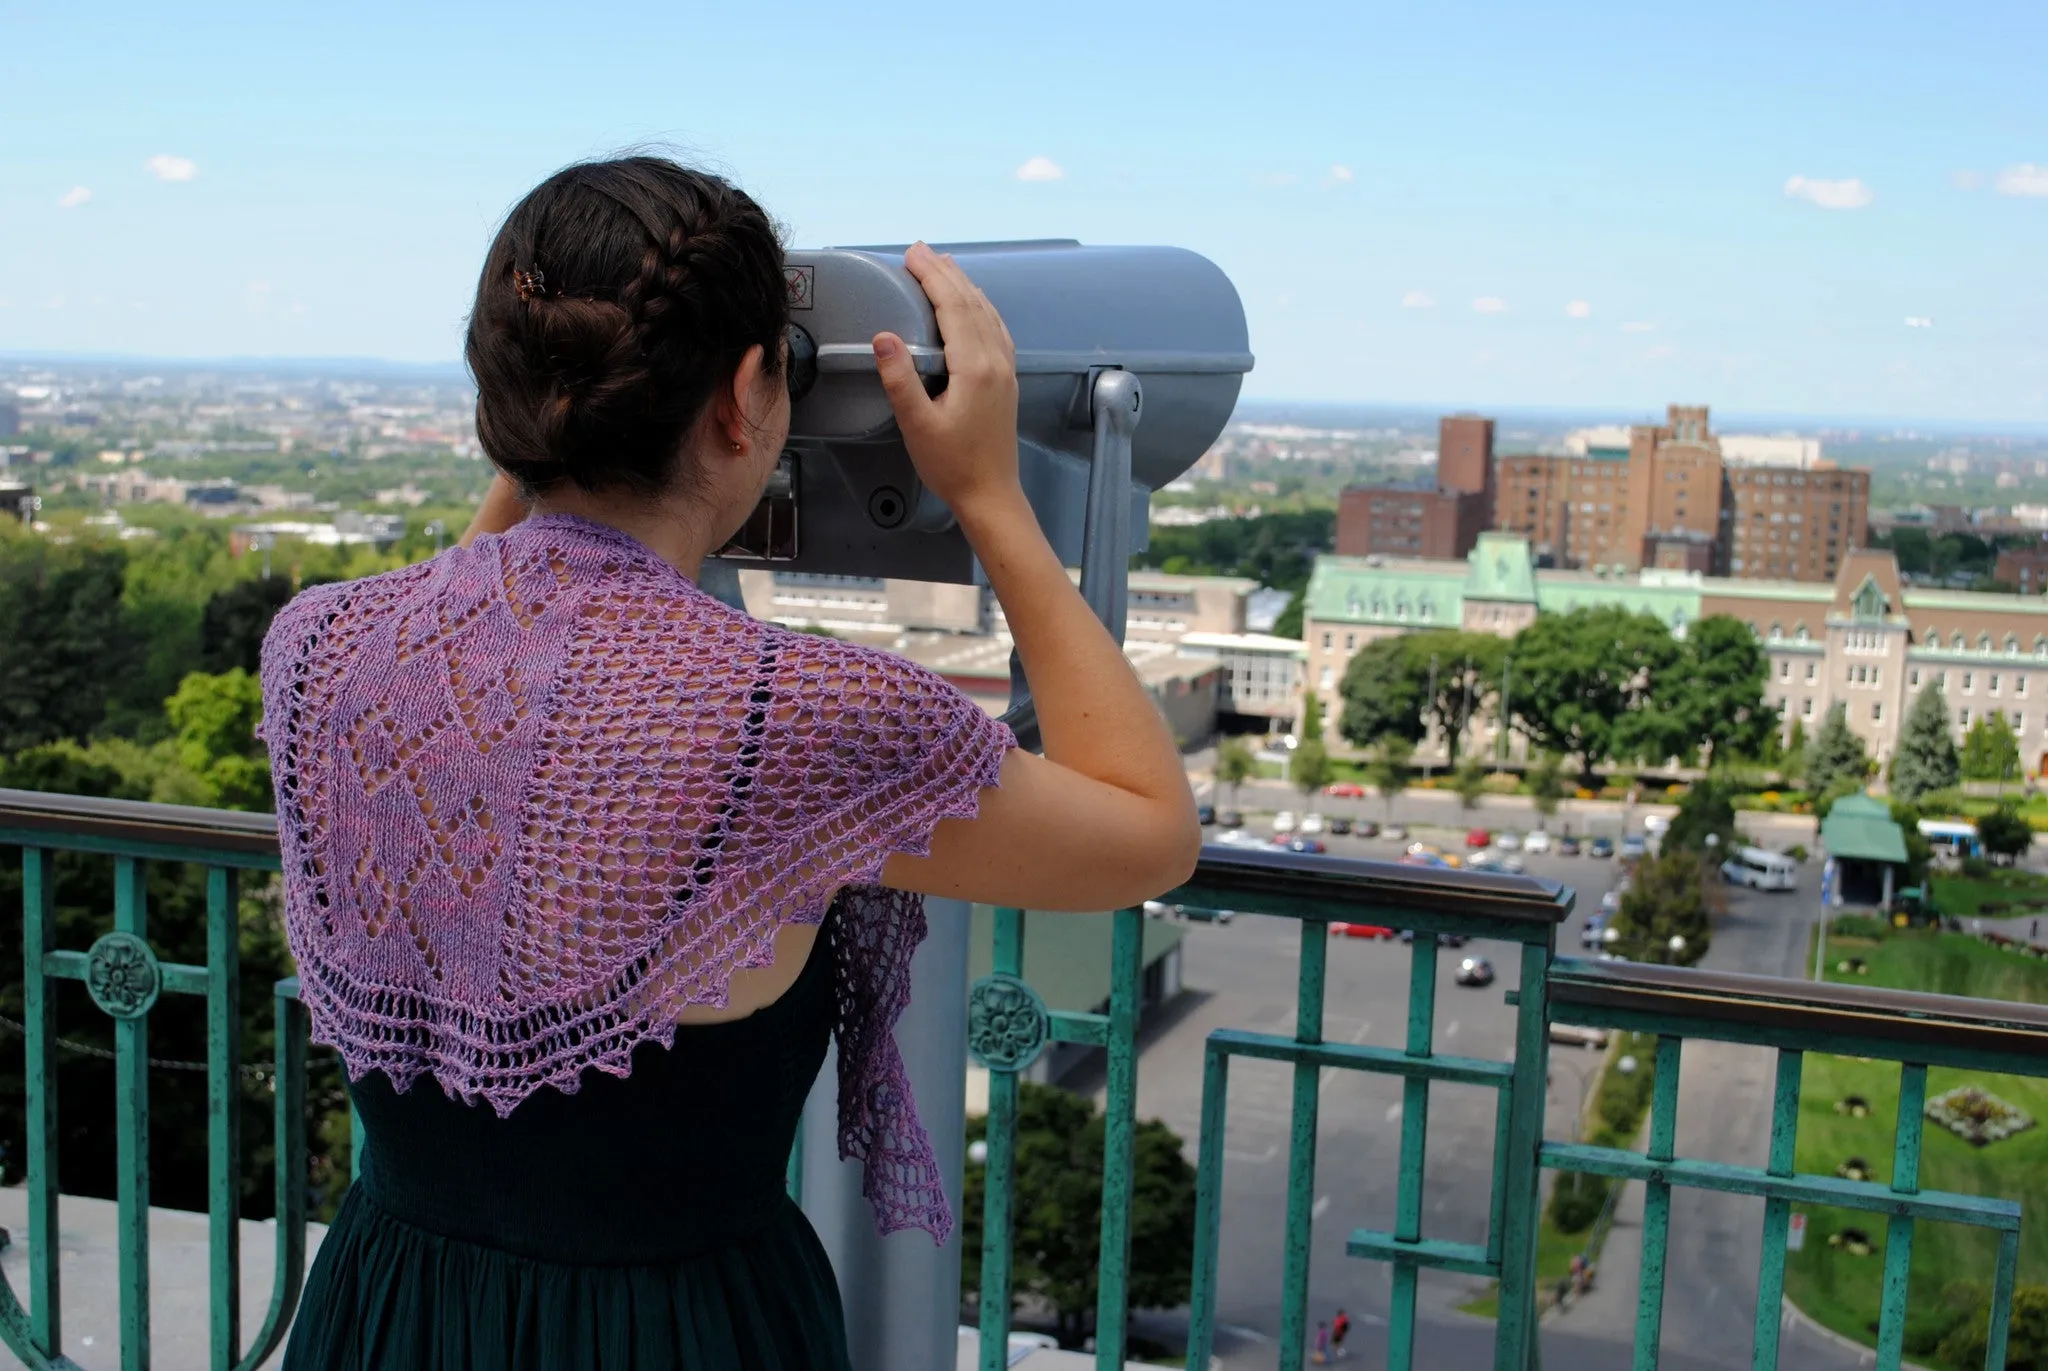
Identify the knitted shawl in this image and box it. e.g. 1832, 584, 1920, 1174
256, 514, 1015, 1243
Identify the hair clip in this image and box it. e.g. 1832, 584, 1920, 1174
512, 266, 548, 301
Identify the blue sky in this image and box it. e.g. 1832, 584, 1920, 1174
4, 1, 2044, 423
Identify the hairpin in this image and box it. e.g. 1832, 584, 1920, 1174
512, 266, 548, 301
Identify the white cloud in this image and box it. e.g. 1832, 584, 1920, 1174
1905, 316, 1934, 328
1323, 164, 1354, 186
1014, 156, 1063, 182
1646, 344, 1676, 360
146, 154, 197, 182
0, 296, 13, 309
246, 279, 273, 314
1620, 321, 1656, 333
1565, 300, 1593, 319
1257, 171, 1300, 187
1952, 170, 1984, 191
1400, 290, 1435, 309
1995, 164, 2048, 197
44, 293, 67, 310
1471, 296, 1508, 314
58, 185, 91, 209
1783, 175, 1874, 210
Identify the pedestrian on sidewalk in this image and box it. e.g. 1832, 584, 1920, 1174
1331, 1308, 1352, 1358
1312, 1320, 1330, 1364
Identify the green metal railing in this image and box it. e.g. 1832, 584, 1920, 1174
8, 791, 2048, 1371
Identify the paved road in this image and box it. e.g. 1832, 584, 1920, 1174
1117, 798, 1871, 1369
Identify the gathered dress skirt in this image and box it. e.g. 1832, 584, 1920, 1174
283, 918, 849, 1371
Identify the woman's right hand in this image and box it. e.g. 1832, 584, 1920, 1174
872, 243, 1021, 514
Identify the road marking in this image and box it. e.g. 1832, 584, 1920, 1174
1446, 1019, 1461, 1039
1321, 1020, 1371, 1085
1216, 1323, 1272, 1344
1226, 1144, 1279, 1164
1385, 1102, 1403, 1122
1312, 1194, 1331, 1221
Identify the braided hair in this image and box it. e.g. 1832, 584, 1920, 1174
466, 157, 788, 499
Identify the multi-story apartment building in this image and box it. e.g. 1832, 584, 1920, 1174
1302, 535, 2048, 771
1493, 404, 1868, 582
1335, 415, 1494, 560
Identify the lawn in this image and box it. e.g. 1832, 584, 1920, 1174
1783, 931, 2048, 1365
1929, 865, 2048, 920
1456, 1215, 1589, 1320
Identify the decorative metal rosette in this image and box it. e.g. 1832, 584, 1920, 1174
966, 973, 1050, 1073
85, 931, 162, 1020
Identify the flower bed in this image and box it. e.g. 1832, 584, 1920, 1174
1924, 1085, 2036, 1146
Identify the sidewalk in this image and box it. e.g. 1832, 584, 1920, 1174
1539, 1177, 1645, 1341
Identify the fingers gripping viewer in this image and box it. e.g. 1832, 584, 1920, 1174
259, 157, 1199, 1371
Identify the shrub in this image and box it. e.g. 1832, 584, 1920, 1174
1784, 844, 1808, 862
1902, 1280, 1984, 1357
1936, 1282, 2048, 1369
1962, 855, 1993, 879
1828, 914, 1889, 941
1547, 1170, 1609, 1235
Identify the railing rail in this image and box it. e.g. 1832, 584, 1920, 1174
5, 795, 2041, 1371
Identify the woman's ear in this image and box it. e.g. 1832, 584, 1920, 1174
718, 344, 769, 452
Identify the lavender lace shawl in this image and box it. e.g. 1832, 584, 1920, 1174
256, 514, 1015, 1242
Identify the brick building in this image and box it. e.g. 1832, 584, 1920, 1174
1493, 404, 1867, 581
1993, 541, 2048, 594
1335, 415, 1493, 560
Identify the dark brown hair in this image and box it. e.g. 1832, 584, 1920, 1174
465, 157, 787, 498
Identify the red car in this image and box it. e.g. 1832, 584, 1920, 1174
1465, 828, 1491, 848
1324, 782, 1367, 799
1330, 922, 1396, 939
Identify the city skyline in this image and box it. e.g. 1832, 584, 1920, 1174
4, 2, 2045, 423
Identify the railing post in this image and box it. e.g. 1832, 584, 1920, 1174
1493, 937, 1555, 1371
238, 981, 309, 1371
977, 909, 1026, 1371
1387, 935, 1441, 1371
1750, 1048, 1803, 1370
1631, 1036, 1683, 1371
113, 856, 152, 1371
23, 847, 61, 1358
1184, 1038, 1230, 1371
1093, 907, 1143, 1369
207, 866, 243, 1371
1276, 921, 1329, 1371
1874, 1062, 1928, 1368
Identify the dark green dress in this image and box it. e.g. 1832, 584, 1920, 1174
283, 921, 849, 1371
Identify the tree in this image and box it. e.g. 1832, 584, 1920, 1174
1660, 779, 1739, 856
1648, 615, 1775, 768
1889, 686, 1960, 806
0, 537, 143, 754
1214, 737, 1255, 810
1271, 590, 1304, 640
1367, 734, 1412, 823
1976, 804, 2034, 864
1301, 688, 1325, 744
1608, 850, 1718, 966
1780, 719, 1808, 784
1527, 753, 1565, 829
961, 1084, 1196, 1348
1803, 703, 1870, 798
1506, 606, 1680, 784
199, 575, 299, 673
1292, 737, 1334, 807
1961, 713, 2022, 785
164, 669, 271, 811
1453, 757, 1486, 811
1336, 637, 1425, 751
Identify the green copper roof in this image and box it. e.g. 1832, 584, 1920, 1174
1821, 793, 1909, 865
1534, 574, 1702, 632
1466, 533, 1539, 603
1304, 556, 1466, 628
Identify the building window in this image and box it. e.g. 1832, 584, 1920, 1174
1319, 666, 1332, 688
1964, 672, 1975, 691
1911, 669, 1921, 688
1981, 633, 1994, 652
1321, 632, 1332, 649
1344, 633, 1356, 651
1802, 698, 1814, 717
1779, 660, 1790, 680
1806, 662, 1817, 682
1962, 708, 1971, 726
2020, 676, 2029, 697
1991, 674, 2001, 693
2009, 634, 2022, 655
1873, 702, 1883, 722
1769, 622, 1782, 640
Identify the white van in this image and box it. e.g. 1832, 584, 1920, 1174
1720, 846, 1798, 891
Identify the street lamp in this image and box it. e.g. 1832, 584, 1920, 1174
1617, 1055, 1639, 1076
967, 1139, 989, 1166
1667, 935, 1687, 957
425, 518, 447, 555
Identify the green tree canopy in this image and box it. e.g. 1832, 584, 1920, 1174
1526, 753, 1565, 826
961, 1084, 1196, 1348
165, 669, 271, 811
1292, 736, 1334, 804
1335, 629, 1503, 765
198, 572, 298, 674
1609, 850, 1717, 966
1453, 757, 1486, 811
1780, 719, 1808, 782
1214, 736, 1255, 808
1366, 734, 1412, 822
1960, 713, 2021, 783
1803, 702, 1870, 797
0, 536, 142, 754
1661, 779, 1739, 855
1889, 686, 1960, 805
1506, 606, 1680, 782
1976, 803, 2034, 863
1647, 615, 1775, 767
1336, 636, 1424, 750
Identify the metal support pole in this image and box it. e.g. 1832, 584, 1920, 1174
802, 899, 973, 1371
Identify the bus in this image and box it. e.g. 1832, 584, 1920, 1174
1917, 819, 1981, 863
1720, 846, 1799, 892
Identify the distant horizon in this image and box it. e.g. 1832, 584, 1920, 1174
7, 349, 2048, 439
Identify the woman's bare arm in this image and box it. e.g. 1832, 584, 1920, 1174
459, 473, 529, 547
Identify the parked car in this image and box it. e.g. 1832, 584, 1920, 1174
1401, 851, 1450, 870
1621, 834, 1648, 860
1273, 811, 1298, 834
1580, 913, 1607, 949
1557, 835, 1582, 856
1197, 803, 1216, 826
1454, 956, 1497, 987
1600, 890, 1623, 913
1328, 816, 1353, 836
1142, 900, 1177, 918
1589, 836, 1616, 859
1381, 824, 1408, 842
1352, 819, 1379, 838
1400, 928, 1469, 947
1549, 1024, 1610, 1050
1214, 828, 1264, 848
1217, 809, 1244, 828
1501, 853, 1527, 873
1325, 782, 1367, 799
1181, 905, 1235, 924
1331, 922, 1396, 939
1465, 828, 1491, 848
1285, 837, 1327, 855
1494, 831, 1521, 851
1299, 812, 1327, 835
1522, 830, 1552, 854
1466, 848, 1500, 870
